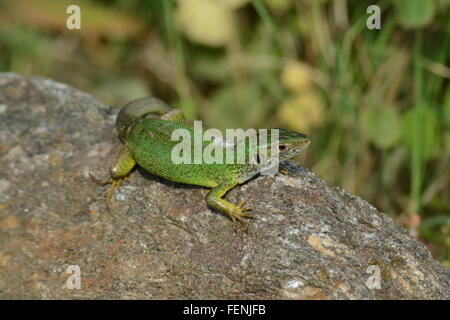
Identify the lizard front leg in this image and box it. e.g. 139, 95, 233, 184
90, 144, 136, 205
206, 181, 253, 228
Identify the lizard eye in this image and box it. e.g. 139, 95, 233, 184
279, 144, 287, 151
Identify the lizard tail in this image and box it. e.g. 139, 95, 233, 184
116, 97, 172, 141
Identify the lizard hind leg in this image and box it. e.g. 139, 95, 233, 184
90, 144, 136, 206
160, 109, 185, 122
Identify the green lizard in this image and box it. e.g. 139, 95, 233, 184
91, 97, 310, 227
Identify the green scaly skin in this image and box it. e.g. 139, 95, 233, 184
92, 97, 311, 227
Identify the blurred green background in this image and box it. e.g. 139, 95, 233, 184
0, 0, 449, 266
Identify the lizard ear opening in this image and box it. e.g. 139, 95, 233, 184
279, 144, 287, 151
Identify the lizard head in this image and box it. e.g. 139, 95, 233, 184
256, 128, 311, 162
277, 128, 311, 161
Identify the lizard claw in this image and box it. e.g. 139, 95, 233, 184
236, 201, 253, 215
89, 172, 112, 186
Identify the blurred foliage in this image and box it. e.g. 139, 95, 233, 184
0, 0, 449, 266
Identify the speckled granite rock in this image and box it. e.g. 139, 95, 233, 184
0, 73, 449, 299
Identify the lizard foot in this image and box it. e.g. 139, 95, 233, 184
230, 201, 254, 232
89, 173, 128, 207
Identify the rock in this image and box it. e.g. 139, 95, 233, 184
0, 73, 449, 299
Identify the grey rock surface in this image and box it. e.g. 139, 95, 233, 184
0, 73, 449, 299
